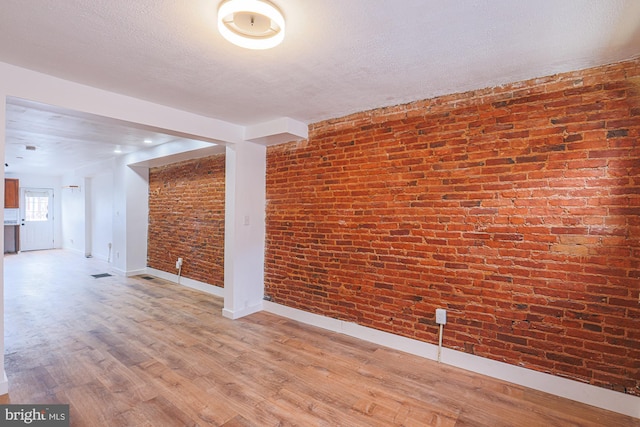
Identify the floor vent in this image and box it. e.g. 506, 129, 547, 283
91, 273, 112, 279
141, 276, 155, 280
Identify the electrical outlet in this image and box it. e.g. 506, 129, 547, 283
436, 308, 447, 325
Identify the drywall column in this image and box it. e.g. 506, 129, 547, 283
112, 158, 149, 276
125, 165, 149, 275
84, 177, 92, 257
0, 96, 8, 395
223, 140, 266, 319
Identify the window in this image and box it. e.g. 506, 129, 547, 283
25, 191, 50, 222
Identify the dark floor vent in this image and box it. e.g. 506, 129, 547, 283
91, 273, 112, 279
141, 276, 155, 280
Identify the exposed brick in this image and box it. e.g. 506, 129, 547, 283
606, 129, 629, 138
265, 59, 640, 397
147, 155, 225, 288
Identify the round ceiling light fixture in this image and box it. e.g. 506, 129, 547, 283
218, 0, 285, 50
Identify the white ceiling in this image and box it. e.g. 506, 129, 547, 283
1, 0, 639, 175
4, 98, 212, 175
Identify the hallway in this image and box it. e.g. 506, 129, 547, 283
1, 250, 636, 426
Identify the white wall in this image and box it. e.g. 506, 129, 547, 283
90, 171, 114, 261
123, 164, 149, 275
60, 174, 85, 254
0, 93, 6, 394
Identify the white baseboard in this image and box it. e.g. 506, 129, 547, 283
111, 267, 126, 276
223, 302, 263, 320
0, 370, 8, 395
145, 267, 224, 298
111, 267, 147, 277
263, 301, 639, 419
125, 268, 148, 277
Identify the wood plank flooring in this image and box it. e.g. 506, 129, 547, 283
2, 250, 637, 426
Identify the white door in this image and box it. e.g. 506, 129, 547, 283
20, 188, 55, 251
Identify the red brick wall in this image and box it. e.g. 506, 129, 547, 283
148, 155, 225, 288
265, 59, 640, 395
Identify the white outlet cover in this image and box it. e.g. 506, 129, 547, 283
436, 308, 447, 325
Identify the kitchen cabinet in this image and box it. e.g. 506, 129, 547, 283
4, 225, 19, 253
4, 178, 19, 208
4, 178, 20, 253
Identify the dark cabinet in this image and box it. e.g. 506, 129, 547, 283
4, 179, 19, 208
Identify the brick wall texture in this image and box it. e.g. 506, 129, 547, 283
147, 155, 225, 288
265, 59, 640, 395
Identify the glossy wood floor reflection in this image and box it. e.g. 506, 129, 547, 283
2, 250, 637, 426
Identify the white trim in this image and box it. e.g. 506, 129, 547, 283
111, 267, 126, 276
223, 302, 263, 320
263, 301, 640, 419
124, 268, 149, 277
145, 267, 224, 298
0, 370, 8, 395
244, 117, 308, 146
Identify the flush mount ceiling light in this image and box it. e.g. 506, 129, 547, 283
218, 0, 285, 50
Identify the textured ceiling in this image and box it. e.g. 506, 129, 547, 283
1, 0, 640, 174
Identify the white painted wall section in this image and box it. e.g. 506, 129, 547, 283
90, 171, 114, 262
0, 92, 7, 395
124, 165, 149, 276
127, 139, 225, 169
110, 158, 149, 276
83, 177, 92, 257
111, 160, 127, 273
223, 141, 266, 319
60, 173, 86, 255
244, 117, 308, 146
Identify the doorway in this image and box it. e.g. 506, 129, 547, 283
20, 188, 55, 251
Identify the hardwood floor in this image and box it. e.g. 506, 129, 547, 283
2, 250, 637, 426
